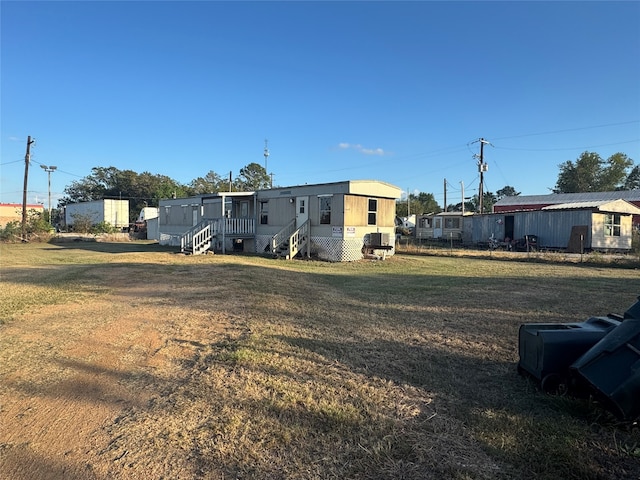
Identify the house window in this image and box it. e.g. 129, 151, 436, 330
299, 198, 306, 215
260, 201, 269, 225
367, 198, 377, 225
240, 201, 249, 218
320, 197, 331, 224
419, 217, 432, 228
604, 213, 621, 237
445, 218, 460, 229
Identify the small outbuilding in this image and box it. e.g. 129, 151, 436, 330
465, 199, 640, 252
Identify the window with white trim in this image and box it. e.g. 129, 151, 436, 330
320, 197, 331, 224
604, 213, 621, 237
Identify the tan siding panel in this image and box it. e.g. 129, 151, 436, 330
344, 196, 396, 227
344, 196, 367, 225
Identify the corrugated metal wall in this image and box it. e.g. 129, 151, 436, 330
514, 210, 592, 249
468, 210, 594, 249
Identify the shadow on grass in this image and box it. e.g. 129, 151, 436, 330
3, 356, 158, 410
46, 239, 178, 254
272, 333, 639, 480
0, 446, 100, 480
3, 254, 640, 479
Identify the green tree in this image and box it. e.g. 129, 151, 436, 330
554, 151, 635, 193
496, 185, 520, 200
60, 167, 190, 221
414, 192, 441, 215
236, 162, 270, 190
466, 191, 497, 214
396, 192, 441, 217
447, 200, 474, 213
623, 165, 640, 190
190, 170, 225, 194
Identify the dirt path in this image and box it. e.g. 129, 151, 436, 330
0, 276, 234, 480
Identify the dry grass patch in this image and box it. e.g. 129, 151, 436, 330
1, 242, 639, 479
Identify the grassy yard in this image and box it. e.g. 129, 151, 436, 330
1, 241, 639, 479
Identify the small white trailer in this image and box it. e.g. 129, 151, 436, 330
64, 199, 129, 230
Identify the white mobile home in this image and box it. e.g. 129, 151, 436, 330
415, 211, 473, 241
158, 180, 401, 262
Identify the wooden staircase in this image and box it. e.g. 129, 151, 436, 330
181, 220, 213, 255
271, 219, 310, 260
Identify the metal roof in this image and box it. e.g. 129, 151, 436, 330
541, 199, 640, 214
495, 190, 640, 206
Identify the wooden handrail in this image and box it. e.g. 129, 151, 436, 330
182, 218, 257, 254
271, 219, 296, 253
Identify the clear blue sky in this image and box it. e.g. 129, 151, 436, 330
2, 1, 639, 209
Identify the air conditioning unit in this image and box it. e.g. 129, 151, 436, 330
369, 233, 390, 246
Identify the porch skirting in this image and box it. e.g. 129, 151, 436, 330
256, 235, 394, 262
160, 233, 182, 247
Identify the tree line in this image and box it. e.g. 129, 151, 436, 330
56, 151, 637, 222
57, 163, 271, 222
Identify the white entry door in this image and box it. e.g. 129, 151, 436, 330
433, 217, 443, 238
296, 196, 309, 228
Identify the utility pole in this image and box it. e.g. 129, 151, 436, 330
443, 178, 447, 212
22, 136, 35, 241
474, 138, 490, 214
460, 181, 465, 215
40, 164, 57, 223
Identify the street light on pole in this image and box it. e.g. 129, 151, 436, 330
40, 165, 57, 223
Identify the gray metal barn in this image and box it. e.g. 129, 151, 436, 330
463, 199, 640, 252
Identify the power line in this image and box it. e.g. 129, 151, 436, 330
0, 159, 24, 166
493, 138, 639, 152
491, 120, 640, 141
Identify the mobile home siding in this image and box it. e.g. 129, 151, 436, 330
309, 195, 345, 237
591, 212, 634, 251
267, 197, 297, 227
344, 196, 394, 226
159, 180, 401, 260
416, 213, 469, 240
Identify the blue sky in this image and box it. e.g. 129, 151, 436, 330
2, 1, 639, 209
